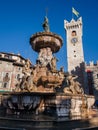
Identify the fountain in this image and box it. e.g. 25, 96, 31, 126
0, 16, 96, 120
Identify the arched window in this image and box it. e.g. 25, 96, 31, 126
71, 31, 77, 36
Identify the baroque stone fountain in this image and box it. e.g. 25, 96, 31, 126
1, 16, 95, 118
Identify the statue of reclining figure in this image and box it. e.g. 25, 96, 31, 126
64, 75, 84, 95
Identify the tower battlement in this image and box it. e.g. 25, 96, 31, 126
64, 17, 82, 30
85, 61, 98, 67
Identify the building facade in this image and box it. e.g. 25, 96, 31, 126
0, 52, 28, 91
85, 61, 98, 100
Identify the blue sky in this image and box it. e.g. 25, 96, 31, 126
0, 0, 98, 71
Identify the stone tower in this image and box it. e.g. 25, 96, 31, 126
64, 17, 85, 87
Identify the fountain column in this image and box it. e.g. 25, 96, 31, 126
30, 16, 63, 70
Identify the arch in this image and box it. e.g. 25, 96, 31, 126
71, 30, 77, 36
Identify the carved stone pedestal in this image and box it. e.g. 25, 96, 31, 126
44, 94, 95, 117
0, 92, 95, 118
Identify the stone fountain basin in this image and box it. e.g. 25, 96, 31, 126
30, 32, 63, 53
0, 92, 95, 117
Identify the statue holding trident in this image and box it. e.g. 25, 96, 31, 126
42, 16, 50, 32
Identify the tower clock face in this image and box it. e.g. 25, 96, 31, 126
71, 37, 78, 43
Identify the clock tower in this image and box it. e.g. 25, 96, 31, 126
64, 17, 85, 86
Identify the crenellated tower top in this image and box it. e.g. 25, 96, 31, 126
64, 17, 82, 35
85, 61, 98, 67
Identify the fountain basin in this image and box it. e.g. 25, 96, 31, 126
30, 32, 63, 53
0, 92, 95, 117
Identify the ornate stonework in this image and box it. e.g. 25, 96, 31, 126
0, 17, 96, 118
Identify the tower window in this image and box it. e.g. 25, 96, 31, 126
74, 55, 76, 57
71, 31, 77, 36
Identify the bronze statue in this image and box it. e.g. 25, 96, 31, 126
42, 16, 50, 32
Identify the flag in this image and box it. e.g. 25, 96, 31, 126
72, 7, 79, 17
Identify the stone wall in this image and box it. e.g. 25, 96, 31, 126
85, 61, 98, 100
